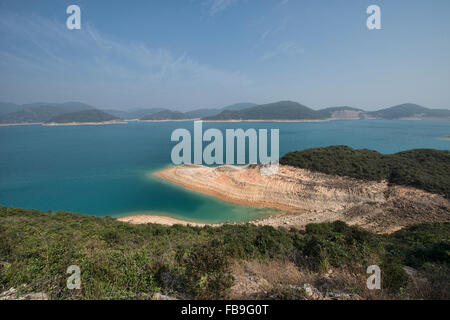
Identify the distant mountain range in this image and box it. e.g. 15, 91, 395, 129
0, 101, 449, 124
365, 103, 450, 120
0, 102, 96, 124
103, 103, 258, 120
136, 103, 258, 121
202, 102, 450, 121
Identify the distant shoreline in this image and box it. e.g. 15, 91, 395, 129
1, 118, 449, 127
43, 120, 126, 126
0, 122, 42, 127
137, 119, 198, 122
0, 120, 126, 127
200, 119, 332, 123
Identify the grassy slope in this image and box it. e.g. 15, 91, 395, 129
0, 207, 448, 299
280, 146, 450, 198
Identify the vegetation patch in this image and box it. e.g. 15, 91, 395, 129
280, 146, 450, 198
0, 207, 448, 299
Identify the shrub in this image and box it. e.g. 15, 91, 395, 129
180, 242, 233, 299
381, 259, 409, 293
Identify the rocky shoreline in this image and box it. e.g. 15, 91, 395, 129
125, 164, 450, 233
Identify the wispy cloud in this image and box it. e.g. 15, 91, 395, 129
0, 12, 250, 107
260, 41, 304, 61
260, 17, 289, 41
207, 0, 288, 16
207, 0, 239, 16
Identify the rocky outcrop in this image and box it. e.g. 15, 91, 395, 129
154, 164, 450, 233
155, 164, 387, 212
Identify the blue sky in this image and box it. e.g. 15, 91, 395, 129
0, 0, 449, 111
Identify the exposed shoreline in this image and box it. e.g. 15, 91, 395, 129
1, 118, 449, 127
117, 214, 209, 227
199, 119, 332, 123
120, 164, 450, 233
154, 164, 311, 212
43, 120, 126, 126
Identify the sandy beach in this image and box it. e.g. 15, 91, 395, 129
117, 214, 208, 227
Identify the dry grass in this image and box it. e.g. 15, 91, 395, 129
229, 260, 441, 300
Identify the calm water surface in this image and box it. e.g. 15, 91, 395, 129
0, 120, 448, 222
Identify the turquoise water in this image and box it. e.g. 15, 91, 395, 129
0, 120, 448, 222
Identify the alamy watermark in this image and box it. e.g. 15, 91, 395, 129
67, 265, 81, 290
66, 5, 81, 30
366, 265, 381, 290
170, 121, 279, 173
65, 4, 381, 31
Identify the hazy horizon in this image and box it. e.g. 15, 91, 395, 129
1, 99, 450, 113
1, 0, 449, 111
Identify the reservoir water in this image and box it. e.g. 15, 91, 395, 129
0, 120, 448, 222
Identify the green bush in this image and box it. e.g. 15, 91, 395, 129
180, 242, 233, 299
381, 259, 409, 293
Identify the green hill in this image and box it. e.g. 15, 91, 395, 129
0, 102, 22, 116
203, 101, 326, 120
46, 110, 120, 124
280, 146, 450, 198
0, 102, 96, 124
0, 106, 69, 124
221, 102, 257, 111
367, 103, 450, 120
141, 109, 189, 120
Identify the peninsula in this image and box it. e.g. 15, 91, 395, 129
147, 147, 450, 233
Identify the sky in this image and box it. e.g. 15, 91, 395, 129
0, 0, 449, 111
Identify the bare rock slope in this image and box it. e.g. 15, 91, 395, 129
155, 164, 449, 233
